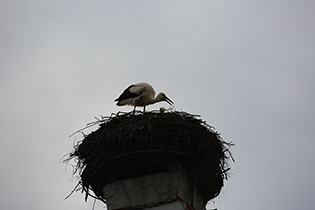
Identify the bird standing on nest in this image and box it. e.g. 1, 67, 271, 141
115, 82, 174, 112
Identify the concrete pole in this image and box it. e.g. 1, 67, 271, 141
103, 169, 206, 210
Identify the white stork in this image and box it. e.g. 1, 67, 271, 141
114, 82, 173, 112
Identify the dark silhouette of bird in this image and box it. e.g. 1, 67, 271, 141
115, 82, 173, 112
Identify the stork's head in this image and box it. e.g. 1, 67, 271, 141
157, 92, 174, 106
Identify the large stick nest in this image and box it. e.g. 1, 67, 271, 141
65, 110, 234, 203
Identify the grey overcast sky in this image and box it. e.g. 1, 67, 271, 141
1, 1, 315, 210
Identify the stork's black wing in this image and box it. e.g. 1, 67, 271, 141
114, 85, 140, 102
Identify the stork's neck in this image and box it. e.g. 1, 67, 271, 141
152, 97, 161, 103
151, 93, 164, 103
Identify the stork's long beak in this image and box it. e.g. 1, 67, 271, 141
164, 96, 174, 106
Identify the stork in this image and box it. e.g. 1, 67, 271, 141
114, 82, 173, 112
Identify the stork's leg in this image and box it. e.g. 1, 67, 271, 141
143, 106, 146, 112
133, 106, 136, 114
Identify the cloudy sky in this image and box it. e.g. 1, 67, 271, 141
1, 1, 315, 210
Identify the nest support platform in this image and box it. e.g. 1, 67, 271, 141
66, 110, 233, 204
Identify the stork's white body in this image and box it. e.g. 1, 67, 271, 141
115, 82, 173, 112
